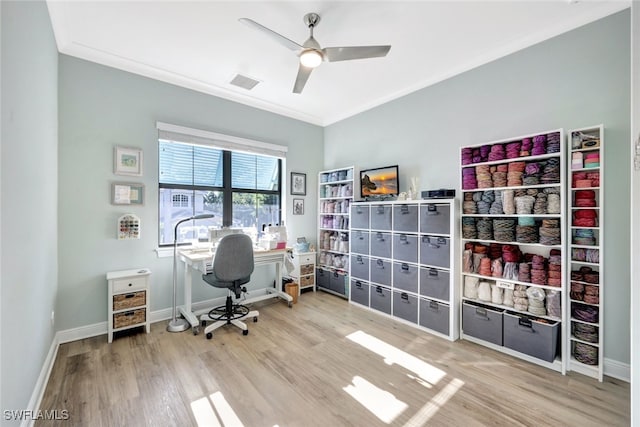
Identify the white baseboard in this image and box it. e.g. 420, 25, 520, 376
22, 334, 60, 427
604, 357, 630, 382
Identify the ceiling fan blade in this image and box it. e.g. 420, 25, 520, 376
293, 64, 313, 94
323, 45, 391, 62
239, 18, 302, 52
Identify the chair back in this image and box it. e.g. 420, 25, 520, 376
212, 234, 255, 282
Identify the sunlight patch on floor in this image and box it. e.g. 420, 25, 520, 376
403, 378, 465, 427
343, 376, 409, 424
346, 330, 447, 386
191, 391, 245, 427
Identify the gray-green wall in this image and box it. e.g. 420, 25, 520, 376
1, 0, 59, 421
57, 56, 324, 331
325, 10, 631, 365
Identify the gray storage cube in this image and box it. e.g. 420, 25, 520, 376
393, 233, 418, 263
462, 302, 503, 345
351, 230, 370, 254
393, 262, 418, 293
351, 205, 370, 229
420, 204, 451, 234
370, 205, 392, 230
316, 268, 330, 289
350, 280, 369, 306
370, 258, 391, 286
393, 291, 418, 324
420, 236, 450, 268
419, 298, 450, 336
350, 255, 369, 280
503, 312, 560, 363
370, 285, 392, 314
370, 232, 392, 258
393, 204, 419, 232
419, 267, 450, 302
329, 271, 347, 295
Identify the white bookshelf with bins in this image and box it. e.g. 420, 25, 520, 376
568, 125, 604, 381
459, 129, 567, 373
317, 166, 355, 298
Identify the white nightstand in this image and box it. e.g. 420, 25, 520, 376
106, 268, 151, 343
286, 251, 316, 294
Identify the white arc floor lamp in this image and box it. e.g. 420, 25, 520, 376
167, 213, 214, 333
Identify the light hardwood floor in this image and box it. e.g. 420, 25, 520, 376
37, 292, 629, 426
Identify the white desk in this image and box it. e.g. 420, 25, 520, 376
177, 248, 292, 333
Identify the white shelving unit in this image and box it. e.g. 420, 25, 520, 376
459, 129, 567, 373
349, 199, 459, 341
568, 125, 604, 381
317, 166, 355, 298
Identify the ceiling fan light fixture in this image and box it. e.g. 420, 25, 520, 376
299, 49, 323, 68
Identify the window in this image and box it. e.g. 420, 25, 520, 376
158, 135, 283, 246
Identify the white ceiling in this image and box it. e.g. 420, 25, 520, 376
46, 1, 629, 126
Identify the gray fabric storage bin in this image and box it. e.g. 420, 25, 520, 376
370, 285, 392, 314
393, 204, 419, 232
503, 312, 560, 363
351, 205, 370, 229
419, 267, 450, 302
462, 302, 503, 345
370, 232, 392, 258
350, 280, 369, 306
350, 255, 369, 280
329, 271, 347, 295
420, 204, 451, 234
370, 204, 392, 230
420, 236, 450, 268
370, 258, 391, 286
419, 298, 450, 336
393, 291, 418, 324
393, 233, 418, 263
351, 230, 370, 254
316, 268, 330, 289
393, 262, 418, 293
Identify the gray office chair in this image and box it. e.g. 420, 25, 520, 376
200, 233, 259, 339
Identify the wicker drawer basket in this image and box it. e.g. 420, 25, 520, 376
300, 264, 315, 275
113, 309, 146, 329
113, 291, 146, 311
300, 275, 315, 286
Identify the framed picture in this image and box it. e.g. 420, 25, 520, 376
293, 198, 304, 215
112, 182, 145, 205
291, 172, 306, 195
114, 146, 143, 176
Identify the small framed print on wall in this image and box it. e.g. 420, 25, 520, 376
293, 198, 304, 215
114, 146, 143, 176
112, 182, 144, 205
291, 172, 306, 195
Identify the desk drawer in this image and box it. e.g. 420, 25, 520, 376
113, 309, 146, 329
296, 253, 315, 264
113, 291, 146, 311
113, 276, 147, 293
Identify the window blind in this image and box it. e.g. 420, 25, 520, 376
156, 122, 287, 159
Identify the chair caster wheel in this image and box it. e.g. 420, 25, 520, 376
193, 326, 200, 335
253, 317, 258, 323
288, 301, 293, 308
201, 320, 207, 327
206, 332, 213, 340
243, 330, 249, 336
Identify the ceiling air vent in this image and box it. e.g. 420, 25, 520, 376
229, 73, 260, 90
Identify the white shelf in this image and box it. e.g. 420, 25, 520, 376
567, 124, 604, 381
460, 128, 567, 374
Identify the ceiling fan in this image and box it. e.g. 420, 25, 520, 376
239, 12, 391, 94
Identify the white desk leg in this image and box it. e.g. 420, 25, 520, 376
265, 260, 293, 306
178, 260, 199, 329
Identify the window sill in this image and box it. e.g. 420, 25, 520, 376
156, 247, 174, 258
